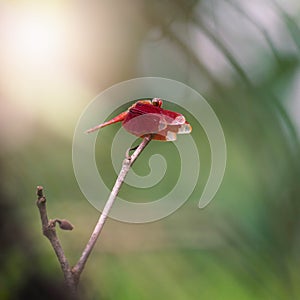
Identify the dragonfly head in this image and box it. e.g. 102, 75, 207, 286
152, 98, 163, 107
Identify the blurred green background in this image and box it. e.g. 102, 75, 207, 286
1, 0, 300, 299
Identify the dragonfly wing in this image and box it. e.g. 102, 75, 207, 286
157, 114, 191, 139
141, 132, 177, 141
123, 112, 163, 137
123, 101, 192, 140
177, 123, 192, 134
123, 102, 165, 137
160, 109, 186, 125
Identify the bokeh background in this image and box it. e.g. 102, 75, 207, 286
1, 0, 300, 299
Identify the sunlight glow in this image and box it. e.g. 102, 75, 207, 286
17, 17, 62, 64
3, 6, 65, 67
0, 3, 88, 145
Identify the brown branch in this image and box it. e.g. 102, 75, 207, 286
36, 135, 152, 296
72, 135, 152, 278
36, 186, 77, 297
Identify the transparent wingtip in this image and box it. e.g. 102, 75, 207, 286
165, 131, 177, 141
178, 123, 192, 134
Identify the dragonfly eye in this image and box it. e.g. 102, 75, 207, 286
152, 98, 163, 107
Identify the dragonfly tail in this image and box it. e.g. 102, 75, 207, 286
85, 111, 128, 133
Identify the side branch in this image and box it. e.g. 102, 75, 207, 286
36, 186, 77, 295
72, 135, 152, 277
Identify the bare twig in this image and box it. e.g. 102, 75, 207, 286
36, 186, 77, 297
36, 135, 152, 295
72, 135, 152, 277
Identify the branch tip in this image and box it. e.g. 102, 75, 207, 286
36, 186, 46, 204
37, 185, 44, 197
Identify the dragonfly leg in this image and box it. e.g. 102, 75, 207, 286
125, 135, 152, 160
125, 145, 139, 160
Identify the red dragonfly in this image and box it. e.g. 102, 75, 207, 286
86, 98, 192, 141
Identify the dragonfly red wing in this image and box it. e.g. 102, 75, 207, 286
159, 109, 186, 125
150, 123, 191, 141
122, 101, 191, 141
129, 102, 186, 125
123, 111, 164, 138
